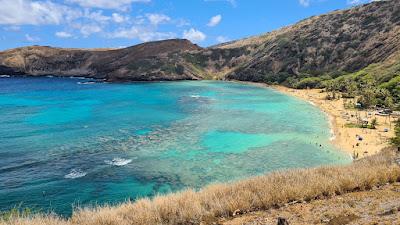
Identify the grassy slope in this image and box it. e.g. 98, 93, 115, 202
223, 182, 400, 224
1, 149, 399, 225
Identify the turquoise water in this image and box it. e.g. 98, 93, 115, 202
0, 77, 351, 216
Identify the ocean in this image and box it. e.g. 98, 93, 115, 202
0, 77, 351, 215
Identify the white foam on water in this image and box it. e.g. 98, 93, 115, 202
0, 75, 11, 78
77, 81, 96, 85
64, 169, 87, 179
328, 115, 336, 141
329, 131, 336, 141
190, 95, 201, 98
104, 158, 132, 166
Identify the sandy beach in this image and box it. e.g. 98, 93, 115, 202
272, 86, 396, 158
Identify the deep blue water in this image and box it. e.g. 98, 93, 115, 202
0, 77, 351, 215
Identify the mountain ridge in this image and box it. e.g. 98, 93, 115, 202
0, 39, 203, 81
223, 0, 400, 82
0, 0, 399, 84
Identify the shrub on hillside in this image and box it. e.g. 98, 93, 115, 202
295, 77, 323, 89
391, 119, 400, 151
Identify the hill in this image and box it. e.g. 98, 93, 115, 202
222, 0, 400, 83
1, 1, 399, 85
0, 39, 202, 81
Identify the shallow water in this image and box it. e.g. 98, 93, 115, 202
0, 77, 351, 215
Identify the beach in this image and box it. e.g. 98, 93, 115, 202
272, 86, 396, 158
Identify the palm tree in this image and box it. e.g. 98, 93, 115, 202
391, 119, 400, 151
384, 96, 394, 128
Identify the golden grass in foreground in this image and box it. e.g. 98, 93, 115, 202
2, 149, 400, 225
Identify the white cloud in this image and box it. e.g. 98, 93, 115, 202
183, 28, 206, 43
175, 18, 190, 27
0, 0, 80, 25
299, 0, 310, 7
138, 31, 176, 42
300, 0, 380, 7
347, 0, 362, 4
207, 14, 222, 27
108, 26, 176, 42
25, 34, 40, 42
146, 13, 171, 25
83, 9, 111, 23
216, 36, 229, 43
55, 31, 73, 38
347, 0, 383, 5
0, 0, 214, 44
112, 13, 126, 23
66, 0, 150, 10
3, 26, 21, 31
80, 24, 102, 37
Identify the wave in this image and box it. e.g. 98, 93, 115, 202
104, 158, 132, 166
190, 95, 201, 98
327, 114, 336, 141
64, 169, 87, 179
0, 75, 11, 78
329, 128, 336, 141
77, 81, 96, 85
307, 100, 316, 106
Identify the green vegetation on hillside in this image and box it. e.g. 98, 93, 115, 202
262, 54, 400, 110
323, 57, 400, 109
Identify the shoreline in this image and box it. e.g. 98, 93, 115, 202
270, 85, 396, 158
233, 80, 395, 158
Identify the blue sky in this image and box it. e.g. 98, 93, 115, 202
0, 0, 378, 50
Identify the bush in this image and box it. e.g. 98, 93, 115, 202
370, 118, 377, 129
295, 77, 323, 89
391, 119, 400, 151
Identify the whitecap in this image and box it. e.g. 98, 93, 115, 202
0, 75, 11, 78
64, 169, 87, 179
104, 158, 132, 166
77, 81, 96, 85
190, 95, 201, 98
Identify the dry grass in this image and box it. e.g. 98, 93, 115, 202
1, 149, 399, 225
223, 181, 400, 224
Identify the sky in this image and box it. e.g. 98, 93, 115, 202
0, 0, 380, 50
